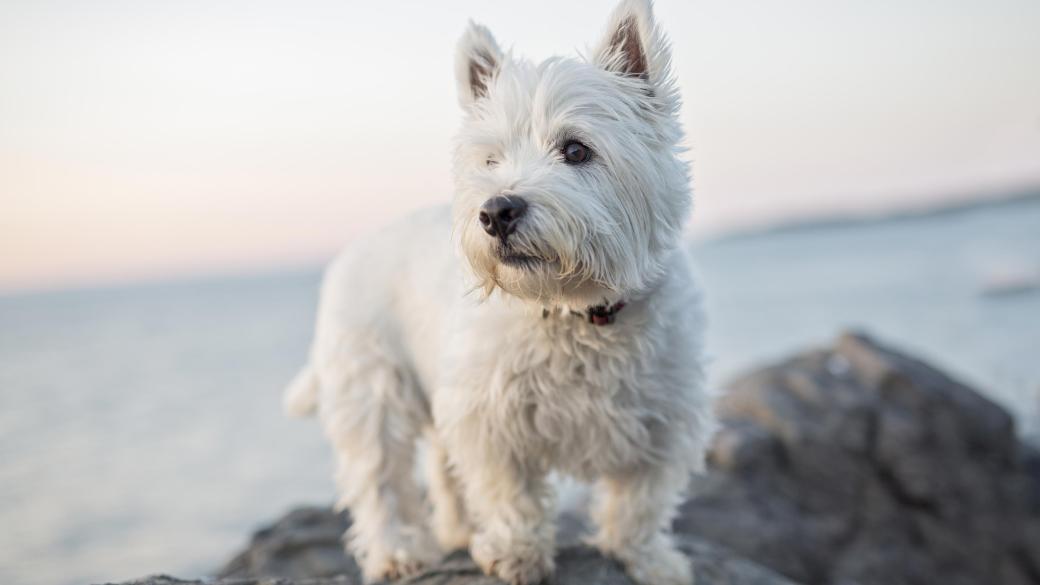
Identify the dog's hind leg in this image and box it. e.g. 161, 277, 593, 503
590, 463, 693, 585
425, 436, 471, 552
317, 348, 437, 582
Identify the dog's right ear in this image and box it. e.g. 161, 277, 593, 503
455, 21, 503, 108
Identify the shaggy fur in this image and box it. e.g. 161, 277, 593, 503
284, 1, 713, 584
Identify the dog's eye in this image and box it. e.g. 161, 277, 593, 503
486, 155, 498, 168
562, 141, 591, 164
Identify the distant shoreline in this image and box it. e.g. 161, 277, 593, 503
700, 187, 1040, 243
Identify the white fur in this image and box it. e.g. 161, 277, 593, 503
287, 1, 713, 584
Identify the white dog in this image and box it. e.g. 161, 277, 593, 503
284, 1, 713, 584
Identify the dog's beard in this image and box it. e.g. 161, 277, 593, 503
463, 233, 560, 301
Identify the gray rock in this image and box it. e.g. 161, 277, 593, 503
101, 332, 1040, 585
209, 503, 798, 585
111, 537, 798, 585
218, 507, 360, 581
678, 331, 1040, 585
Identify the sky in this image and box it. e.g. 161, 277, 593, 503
1, 0, 1039, 293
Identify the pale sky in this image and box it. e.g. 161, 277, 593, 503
2, 0, 1039, 293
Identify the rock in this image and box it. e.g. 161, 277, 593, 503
218, 506, 360, 581
210, 503, 799, 585
678, 331, 1040, 585
100, 331, 1040, 585
95, 579, 205, 585
110, 535, 799, 585
97, 577, 359, 585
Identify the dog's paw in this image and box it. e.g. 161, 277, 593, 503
357, 539, 438, 583
471, 532, 554, 585
364, 555, 426, 582
613, 542, 693, 585
478, 551, 554, 585
592, 533, 692, 585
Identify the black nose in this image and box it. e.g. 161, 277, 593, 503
478, 196, 528, 238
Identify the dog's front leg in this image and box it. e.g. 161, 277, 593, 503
456, 451, 555, 585
591, 463, 693, 585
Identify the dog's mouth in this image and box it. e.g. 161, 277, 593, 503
499, 252, 543, 269
495, 246, 544, 270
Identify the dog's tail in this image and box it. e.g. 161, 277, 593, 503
283, 365, 319, 417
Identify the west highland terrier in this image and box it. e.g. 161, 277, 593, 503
284, 1, 713, 583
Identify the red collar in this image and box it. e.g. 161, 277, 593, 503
586, 301, 627, 326
542, 301, 628, 326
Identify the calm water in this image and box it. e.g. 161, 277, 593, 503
2, 197, 1039, 585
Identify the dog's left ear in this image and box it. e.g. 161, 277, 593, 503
455, 21, 504, 108
594, 0, 674, 95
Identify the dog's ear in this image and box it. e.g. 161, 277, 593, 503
455, 21, 503, 108
594, 0, 672, 89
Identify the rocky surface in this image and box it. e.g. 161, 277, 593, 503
106, 533, 797, 585
217, 507, 359, 582
680, 331, 1040, 585
207, 506, 798, 585
100, 332, 1040, 585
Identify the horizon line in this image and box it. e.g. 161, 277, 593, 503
3, 184, 1038, 301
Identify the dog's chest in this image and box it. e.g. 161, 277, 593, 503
470, 318, 667, 477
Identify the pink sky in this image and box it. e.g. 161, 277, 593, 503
2, 0, 1039, 293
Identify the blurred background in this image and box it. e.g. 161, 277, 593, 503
1, 1, 1039, 584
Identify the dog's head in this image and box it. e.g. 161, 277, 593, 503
452, 0, 689, 308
